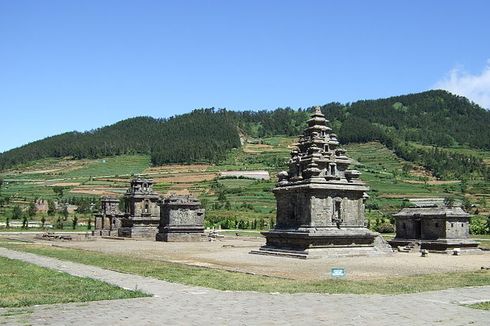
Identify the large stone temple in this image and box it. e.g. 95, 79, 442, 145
252, 107, 391, 258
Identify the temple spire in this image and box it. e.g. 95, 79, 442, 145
284, 108, 360, 183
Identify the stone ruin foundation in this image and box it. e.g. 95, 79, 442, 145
251, 107, 392, 258
156, 194, 205, 242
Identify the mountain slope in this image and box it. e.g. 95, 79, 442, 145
0, 109, 241, 170
1, 90, 489, 179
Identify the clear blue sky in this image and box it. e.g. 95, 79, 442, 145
1, 0, 489, 153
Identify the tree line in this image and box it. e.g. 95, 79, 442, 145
0, 109, 241, 169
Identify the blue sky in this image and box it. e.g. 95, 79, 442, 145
1, 0, 489, 153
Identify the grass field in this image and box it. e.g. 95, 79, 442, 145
409, 142, 490, 164
0, 255, 148, 307
466, 301, 490, 310
1, 242, 489, 295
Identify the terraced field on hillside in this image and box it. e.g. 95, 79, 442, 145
0, 137, 488, 230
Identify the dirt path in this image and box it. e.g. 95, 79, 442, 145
1, 247, 490, 325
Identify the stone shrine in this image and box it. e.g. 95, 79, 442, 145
118, 177, 161, 238
389, 200, 481, 253
156, 194, 205, 242
94, 197, 125, 236
252, 107, 390, 258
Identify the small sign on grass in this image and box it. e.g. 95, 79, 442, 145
331, 267, 346, 278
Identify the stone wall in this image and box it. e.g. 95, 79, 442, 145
275, 188, 365, 228
129, 198, 160, 218
156, 195, 205, 242
445, 219, 470, 239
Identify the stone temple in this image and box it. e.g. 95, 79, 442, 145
252, 107, 391, 258
118, 177, 161, 238
94, 177, 205, 241
156, 194, 205, 242
94, 197, 125, 236
389, 199, 481, 253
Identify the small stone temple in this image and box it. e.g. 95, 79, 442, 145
118, 177, 161, 238
252, 107, 391, 258
389, 199, 480, 253
156, 194, 205, 242
94, 178, 206, 241
94, 197, 125, 236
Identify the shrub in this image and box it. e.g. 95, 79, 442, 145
12, 205, 22, 219
470, 215, 489, 235
376, 223, 395, 233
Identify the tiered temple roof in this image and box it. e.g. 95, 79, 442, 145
281, 107, 361, 185
125, 177, 159, 198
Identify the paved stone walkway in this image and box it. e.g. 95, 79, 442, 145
0, 247, 489, 325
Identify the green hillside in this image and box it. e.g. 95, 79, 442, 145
1, 90, 489, 180
0, 138, 488, 235
0, 109, 241, 170
0, 90, 489, 235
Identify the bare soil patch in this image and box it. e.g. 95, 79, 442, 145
48, 182, 81, 187
29, 236, 490, 282
69, 187, 124, 196
94, 178, 130, 182
12, 160, 88, 175
403, 179, 460, 185
380, 194, 435, 199
144, 164, 211, 174
154, 173, 216, 183
243, 143, 274, 153
410, 166, 434, 179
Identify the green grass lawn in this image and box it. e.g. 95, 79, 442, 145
62, 155, 150, 178
466, 301, 490, 310
0, 256, 148, 307
409, 142, 490, 164
1, 242, 489, 295
0, 155, 150, 200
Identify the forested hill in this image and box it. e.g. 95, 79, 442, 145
0, 109, 241, 169
0, 90, 489, 179
234, 90, 490, 180
236, 90, 490, 149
